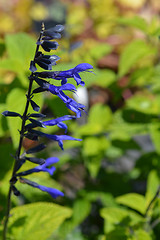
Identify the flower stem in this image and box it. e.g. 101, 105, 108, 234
145, 185, 160, 218
2, 24, 44, 240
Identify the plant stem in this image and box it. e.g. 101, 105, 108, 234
2, 24, 44, 240
145, 185, 160, 218
2, 76, 34, 240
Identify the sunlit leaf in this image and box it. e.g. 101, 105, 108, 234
57, 199, 90, 238
7, 202, 72, 240
118, 16, 148, 32
89, 103, 112, 129
150, 123, 160, 155
116, 193, 146, 214
6, 88, 43, 148
145, 170, 160, 211
118, 40, 156, 77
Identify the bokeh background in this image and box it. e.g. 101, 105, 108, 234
1, 0, 160, 239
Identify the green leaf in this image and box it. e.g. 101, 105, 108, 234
97, 235, 106, 240
57, 200, 91, 238
0, 144, 13, 180
93, 69, 116, 87
82, 136, 110, 177
89, 43, 112, 61
147, 16, 160, 37
149, 123, 160, 155
64, 228, 88, 240
89, 103, 112, 130
118, 16, 148, 32
105, 227, 128, 240
109, 110, 150, 137
72, 199, 91, 223
100, 207, 143, 234
0, 39, 5, 57
85, 191, 116, 207
0, 33, 36, 86
6, 88, 43, 148
6, 88, 25, 148
118, 40, 155, 77
105, 145, 123, 159
101, 207, 130, 223
133, 229, 152, 240
77, 104, 112, 136
83, 136, 110, 157
5, 33, 35, 64
116, 193, 146, 214
77, 122, 103, 135
130, 67, 153, 86
105, 228, 151, 240
46, 97, 69, 117
126, 94, 160, 115
145, 170, 160, 210
85, 155, 102, 178
7, 202, 72, 240
0, 59, 23, 72
0, 104, 7, 137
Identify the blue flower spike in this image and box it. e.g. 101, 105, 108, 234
1, 22, 93, 209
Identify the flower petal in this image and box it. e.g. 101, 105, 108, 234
74, 63, 93, 72
41, 41, 59, 52
26, 143, 46, 154
2, 111, 21, 118
20, 178, 64, 198
17, 157, 59, 176
30, 100, 40, 112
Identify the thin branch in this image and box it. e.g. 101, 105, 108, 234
2, 23, 45, 240
151, 218, 160, 229
145, 185, 160, 218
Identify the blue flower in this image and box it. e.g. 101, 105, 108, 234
43, 115, 76, 133
34, 63, 93, 86
29, 129, 82, 150
42, 25, 65, 40
37, 184, 64, 198
33, 77, 86, 117
17, 157, 59, 176
44, 133, 82, 150
48, 83, 77, 95
30, 51, 60, 71
48, 84, 86, 117
18, 157, 64, 198
20, 178, 64, 198
41, 40, 59, 52
58, 92, 86, 118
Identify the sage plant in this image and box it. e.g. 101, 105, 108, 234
2, 23, 93, 240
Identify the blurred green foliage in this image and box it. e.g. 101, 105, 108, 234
1, 0, 160, 239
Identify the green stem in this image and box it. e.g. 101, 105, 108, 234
2, 23, 44, 240
2, 78, 34, 240
145, 185, 160, 218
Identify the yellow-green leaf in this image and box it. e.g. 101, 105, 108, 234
145, 170, 160, 211
7, 202, 72, 240
118, 40, 155, 77
6, 88, 43, 148
116, 193, 146, 214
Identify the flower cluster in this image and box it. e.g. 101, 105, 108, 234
2, 24, 93, 199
